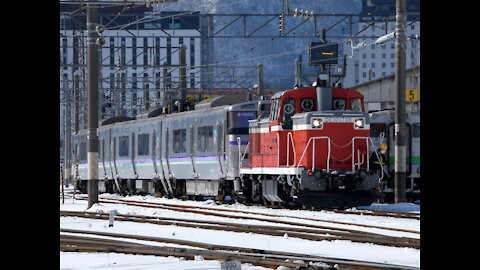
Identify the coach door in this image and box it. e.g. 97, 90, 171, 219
112, 135, 119, 178
131, 132, 137, 178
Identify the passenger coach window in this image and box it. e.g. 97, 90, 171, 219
370, 123, 386, 137
137, 133, 150, 156
119, 136, 129, 157
79, 142, 87, 161
412, 123, 420, 138
333, 98, 346, 110
197, 126, 213, 152
228, 111, 256, 134
173, 129, 186, 153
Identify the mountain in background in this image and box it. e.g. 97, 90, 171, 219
159, 0, 362, 90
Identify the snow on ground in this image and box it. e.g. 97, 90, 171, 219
60, 252, 269, 270
60, 193, 420, 269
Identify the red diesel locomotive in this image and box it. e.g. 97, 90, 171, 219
238, 86, 379, 208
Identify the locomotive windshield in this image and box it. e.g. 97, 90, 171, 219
228, 111, 257, 134
333, 98, 346, 110
350, 98, 363, 112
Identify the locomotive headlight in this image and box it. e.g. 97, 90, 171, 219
311, 118, 323, 129
354, 118, 365, 129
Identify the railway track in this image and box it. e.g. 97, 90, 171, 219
65, 195, 419, 236
60, 210, 420, 249
60, 229, 419, 270
63, 193, 419, 220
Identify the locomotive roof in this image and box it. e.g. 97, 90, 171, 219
270, 87, 364, 99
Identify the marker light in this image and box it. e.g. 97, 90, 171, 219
307, 170, 314, 176
354, 118, 365, 129
311, 118, 323, 129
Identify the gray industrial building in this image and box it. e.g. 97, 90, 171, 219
349, 65, 420, 112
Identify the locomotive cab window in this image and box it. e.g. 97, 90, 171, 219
350, 98, 363, 112
300, 98, 315, 112
282, 98, 295, 129
270, 99, 280, 122
332, 98, 346, 110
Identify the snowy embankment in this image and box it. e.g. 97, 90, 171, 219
60, 192, 420, 269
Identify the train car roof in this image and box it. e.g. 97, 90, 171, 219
194, 94, 249, 110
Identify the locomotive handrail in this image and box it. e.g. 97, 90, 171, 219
286, 132, 296, 166
296, 136, 331, 172
277, 133, 280, 166
237, 137, 250, 170
237, 137, 242, 169
239, 141, 250, 169
352, 137, 370, 172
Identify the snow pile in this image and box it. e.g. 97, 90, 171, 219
356, 203, 420, 213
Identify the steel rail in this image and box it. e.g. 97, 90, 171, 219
61, 210, 419, 249
67, 195, 419, 234
60, 230, 419, 270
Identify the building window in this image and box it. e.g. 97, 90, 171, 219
382, 63, 386, 68
382, 72, 386, 76
391, 53, 395, 58
132, 38, 137, 67
143, 37, 148, 66
362, 63, 366, 68
121, 37, 126, 67
371, 53, 375, 59
382, 53, 386, 59
371, 63, 375, 68
362, 72, 366, 78
362, 53, 366, 59
391, 62, 395, 68
166, 38, 171, 65
155, 37, 160, 67
190, 38, 195, 67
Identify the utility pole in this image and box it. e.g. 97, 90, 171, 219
73, 72, 80, 134
179, 45, 187, 111
257, 63, 263, 96
64, 75, 72, 188
86, 1, 99, 209
294, 55, 302, 88
394, 0, 407, 203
